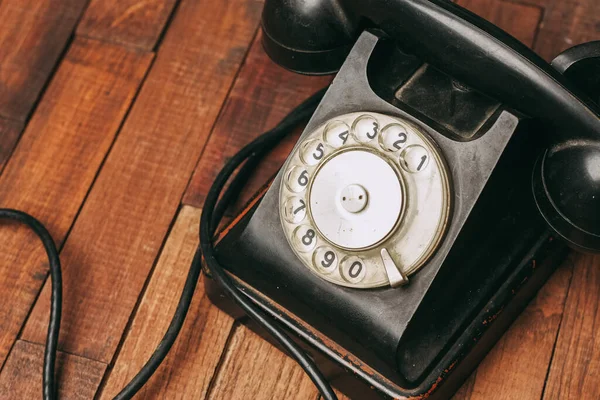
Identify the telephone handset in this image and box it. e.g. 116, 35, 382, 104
262, 0, 600, 253
204, 1, 600, 399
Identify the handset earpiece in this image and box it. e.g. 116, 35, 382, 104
533, 140, 600, 253
533, 42, 600, 253
261, 0, 361, 75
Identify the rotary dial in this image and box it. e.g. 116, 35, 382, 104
279, 112, 451, 289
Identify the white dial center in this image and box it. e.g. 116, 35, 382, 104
340, 184, 368, 213
309, 149, 404, 250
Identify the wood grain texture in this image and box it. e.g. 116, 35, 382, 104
0, 38, 152, 368
452, 373, 477, 400
78, 0, 178, 51
452, 261, 573, 400
0, 340, 106, 400
182, 32, 331, 212
99, 206, 235, 399
0, 118, 23, 174
0, 0, 88, 121
543, 254, 600, 400
1, 0, 599, 398
20, 0, 262, 363
533, 0, 600, 61
208, 324, 319, 400
457, 0, 543, 47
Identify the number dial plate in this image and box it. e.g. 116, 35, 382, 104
279, 112, 451, 289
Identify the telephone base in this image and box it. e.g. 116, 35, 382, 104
202, 31, 575, 398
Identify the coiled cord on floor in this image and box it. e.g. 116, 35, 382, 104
0, 87, 336, 400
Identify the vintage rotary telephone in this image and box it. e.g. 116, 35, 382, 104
2, 0, 599, 399
202, 0, 600, 399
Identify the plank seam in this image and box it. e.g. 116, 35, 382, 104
0, 0, 96, 176
530, 6, 546, 53
180, 24, 262, 208
539, 258, 577, 400
0, 24, 77, 180
17, 338, 109, 366
150, 0, 185, 52
0, 123, 24, 179
0, 0, 93, 123
92, 203, 186, 398
76, 0, 184, 53
204, 320, 244, 400
510, 0, 548, 52
499, 0, 546, 52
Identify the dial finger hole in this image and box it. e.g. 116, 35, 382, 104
300, 139, 329, 166
283, 196, 307, 223
285, 166, 310, 193
400, 145, 430, 173
323, 120, 350, 148
293, 225, 318, 252
313, 246, 338, 274
340, 256, 367, 284
352, 114, 380, 143
379, 123, 409, 152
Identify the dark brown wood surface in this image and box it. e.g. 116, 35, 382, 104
0, 0, 598, 398
0, 37, 153, 370
0, 340, 106, 399
0, 0, 89, 121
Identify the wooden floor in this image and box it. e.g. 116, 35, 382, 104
0, 0, 598, 399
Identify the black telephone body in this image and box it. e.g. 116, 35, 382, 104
203, 1, 600, 398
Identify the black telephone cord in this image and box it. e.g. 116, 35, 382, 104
0, 87, 336, 400
0, 209, 62, 400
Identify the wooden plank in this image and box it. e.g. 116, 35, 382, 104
452, 373, 477, 400
543, 254, 600, 400
0, 0, 88, 121
0, 340, 106, 400
534, 0, 600, 61
0, 38, 153, 368
457, 0, 543, 47
21, 0, 263, 363
98, 206, 235, 399
0, 118, 23, 174
208, 324, 319, 400
182, 32, 330, 212
453, 261, 573, 400
77, 0, 178, 51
